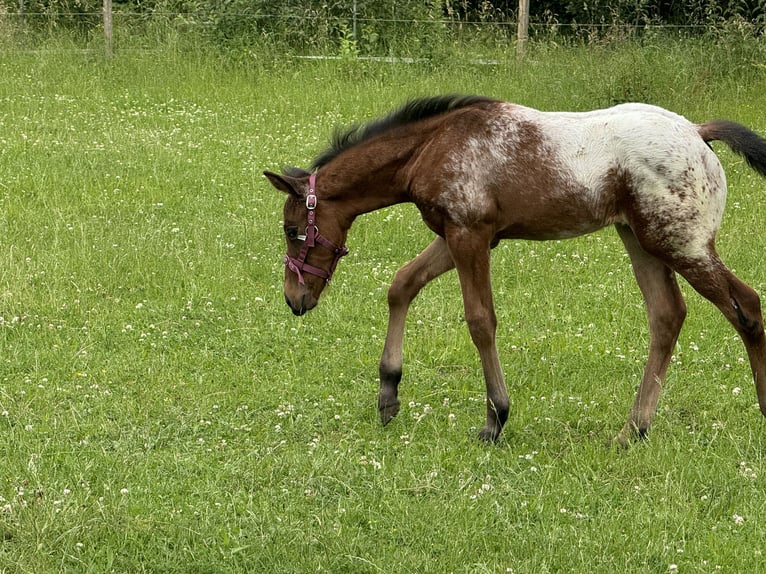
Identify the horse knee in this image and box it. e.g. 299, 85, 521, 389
388, 257, 436, 308
465, 313, 497, 348
387, 271, 414, 308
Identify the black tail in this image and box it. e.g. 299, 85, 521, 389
698, 120, 766, 178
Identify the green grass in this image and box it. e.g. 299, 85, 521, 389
1, 36, 766, 572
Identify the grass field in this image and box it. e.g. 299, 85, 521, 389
2, 35, 766, 572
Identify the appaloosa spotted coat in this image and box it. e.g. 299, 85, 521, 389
265, 95, 766, 445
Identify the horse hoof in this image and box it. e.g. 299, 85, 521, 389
607, 426, 649, 449
379, 402, 400, 425
478, 426, 501, 443
605, 434, 631, 449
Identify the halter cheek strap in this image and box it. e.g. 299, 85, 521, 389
283, 173, 349, 285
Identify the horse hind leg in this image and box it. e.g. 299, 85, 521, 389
614, 225, 688, 446
674, 253, 766, 418
378, 237, 455, 425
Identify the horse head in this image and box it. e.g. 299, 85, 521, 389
264, 169, 349, 316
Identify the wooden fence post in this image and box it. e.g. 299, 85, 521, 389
103, 0, 113, 56
517, 0, 529, 59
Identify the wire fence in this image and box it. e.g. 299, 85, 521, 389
1, 10, 721, 30
1, 6, 760, 57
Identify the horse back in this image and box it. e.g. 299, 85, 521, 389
408, 101, 725, 244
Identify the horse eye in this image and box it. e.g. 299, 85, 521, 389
285, 227, 299, 241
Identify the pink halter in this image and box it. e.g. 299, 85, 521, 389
283, 173, 349, 285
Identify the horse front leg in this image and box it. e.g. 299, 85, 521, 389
379, 237, 455, 424
446, 229, 509, 442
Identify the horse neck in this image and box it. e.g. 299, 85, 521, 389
320, 142, 413, 222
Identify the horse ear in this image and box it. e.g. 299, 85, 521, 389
263, 171, 304, 199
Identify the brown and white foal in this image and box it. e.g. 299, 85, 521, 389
265, 95, 766, 445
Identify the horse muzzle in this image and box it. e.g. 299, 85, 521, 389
285, 292, 317, 316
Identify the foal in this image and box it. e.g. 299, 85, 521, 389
264, 95, 766, 444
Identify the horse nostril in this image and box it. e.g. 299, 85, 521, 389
285, 294, 307, 316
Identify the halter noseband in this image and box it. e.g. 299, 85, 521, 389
283, 173, 349, 285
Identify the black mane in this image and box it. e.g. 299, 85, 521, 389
310, 94, 498, 170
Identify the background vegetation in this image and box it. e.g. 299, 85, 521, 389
1, 6, 766, 574
1, 0, 765, 54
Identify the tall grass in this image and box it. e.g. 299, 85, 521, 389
1, 34, 766, 572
